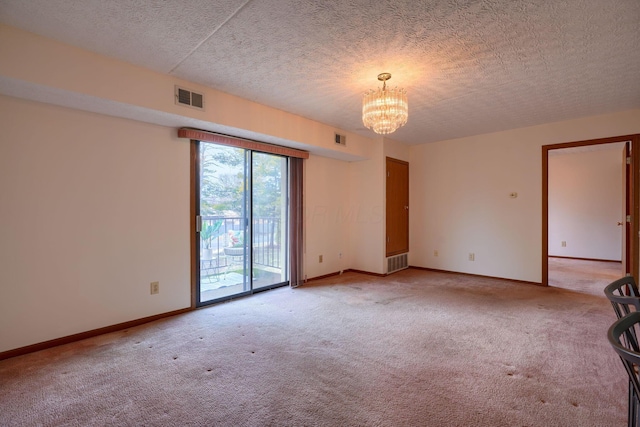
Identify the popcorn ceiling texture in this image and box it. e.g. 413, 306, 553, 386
0, 0, 638, 145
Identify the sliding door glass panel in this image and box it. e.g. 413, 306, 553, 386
252, 152, 288, 290
199, 143, 249, 303
197, 143, 289, 305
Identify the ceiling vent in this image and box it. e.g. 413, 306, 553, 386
175, 85, 204, 110
334, 133, 346, 146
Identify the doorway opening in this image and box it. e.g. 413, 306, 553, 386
542, 135, 640, 289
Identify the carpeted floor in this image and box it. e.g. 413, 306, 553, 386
0, 266, 628, 426
548, 257, 623, 296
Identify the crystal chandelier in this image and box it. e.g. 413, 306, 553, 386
362, 73, 408, 135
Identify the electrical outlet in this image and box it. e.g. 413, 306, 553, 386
434, 250, 439, 257
319, 255, 323, 263
561, 241, 567, 247
150, 281, 159, 295
469, 253, 475, 261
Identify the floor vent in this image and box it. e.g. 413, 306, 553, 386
175, 85, 204, 110
387, 253, 408, 274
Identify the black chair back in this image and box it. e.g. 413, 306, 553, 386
606, 277, 640, 427
605, 276, 640, 319
609, 311, 640, 427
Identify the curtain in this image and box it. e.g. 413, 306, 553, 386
289, 157, 304, 287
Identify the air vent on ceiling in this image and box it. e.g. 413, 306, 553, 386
334, 133, 346, 146
175, 85, 204, 110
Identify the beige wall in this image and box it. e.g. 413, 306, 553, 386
304, 155, 351, 278
0, 94, 391, 353
384, 137, 411, 163
348, 138, 386, 274
0, 24, 394, 353
0, 96, 190, 352
409, 109, 640, 283
549, 147, 624, 260
2, 23, 640, 353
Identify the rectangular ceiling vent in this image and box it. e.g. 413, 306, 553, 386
334, 133, 346, 146
175, 85, 204, 110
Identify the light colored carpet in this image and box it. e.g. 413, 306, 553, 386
0, 267, 627, 426
548, 257, 623, 296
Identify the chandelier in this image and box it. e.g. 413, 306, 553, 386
362, 73, 408, 135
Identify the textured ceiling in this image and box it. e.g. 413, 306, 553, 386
1, 0, 639, 145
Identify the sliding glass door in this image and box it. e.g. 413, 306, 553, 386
252, 152, 288, 290
197, 142, 288, 305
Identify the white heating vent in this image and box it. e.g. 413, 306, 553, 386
175, 85, 204, 110
334, 133, 346, 146
387, 253, 408, 274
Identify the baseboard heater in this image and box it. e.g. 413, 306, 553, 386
387, 253, 408, 274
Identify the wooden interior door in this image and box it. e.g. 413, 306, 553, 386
386, 157, 409, 256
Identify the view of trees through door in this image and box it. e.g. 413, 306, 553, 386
198, 143, 288, 305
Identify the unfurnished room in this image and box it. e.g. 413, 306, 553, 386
1, 1, 640, 426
